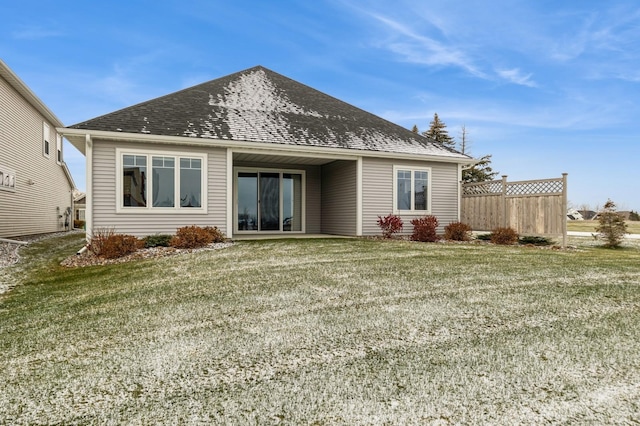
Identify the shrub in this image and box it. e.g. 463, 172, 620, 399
596, 199, 628, 248
203, 226, 226, 243
377, 214, 404, 239
143, 234, 174, 248
490, 227, 519, 245
410, 215, 439, 242
444, 222, 472, 241
519, 235, 554, 246
73, 220, 86, 229
170, 225, 225, 249
88, 228, 141, 259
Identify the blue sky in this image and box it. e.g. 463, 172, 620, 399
2, 0, 638, 211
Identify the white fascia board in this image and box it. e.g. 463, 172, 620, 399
58, 128, 475, 164
0, 59, 64, 128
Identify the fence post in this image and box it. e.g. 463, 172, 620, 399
562, 173, 568, 248
501, 175, 508, 228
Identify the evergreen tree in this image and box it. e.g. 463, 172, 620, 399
629, 210, 640, 221
457, 125, 498, 183
596, 199, 628, 248
463, 154, 498, 183
411, 124, 419, 134
422, 113, 456, 148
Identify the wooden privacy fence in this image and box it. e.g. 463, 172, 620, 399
461, 173, 568, 247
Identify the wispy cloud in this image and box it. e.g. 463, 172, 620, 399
496, 68, 537, 87
369, 13, 487, 79
12, 26, 64, 40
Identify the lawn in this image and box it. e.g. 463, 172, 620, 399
1, 234, 640, 424
568, 219, 640, 234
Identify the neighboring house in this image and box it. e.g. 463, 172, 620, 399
61, 66, 472, 239
567, 208, 584, 221
73, 191, 86, 223
578, 210, 598, 220
0, 59, 75, 238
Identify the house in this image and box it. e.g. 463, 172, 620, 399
61, 66, 472, 239
73, 191, 86, 225
0, 59, 75, 238
567, 208, 584, 221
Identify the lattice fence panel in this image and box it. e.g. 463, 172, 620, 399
506, 179, 563, 196
462, 180, 502, 195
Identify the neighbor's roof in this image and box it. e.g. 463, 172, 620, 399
67, 66, 470, 160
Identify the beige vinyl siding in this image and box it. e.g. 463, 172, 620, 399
233, 161, 321, 234
0, 76, 73, 238
361, 157, 459, 236
91, 140, 227, 237
321, 160, 357, 236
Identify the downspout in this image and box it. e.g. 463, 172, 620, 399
356, 157, 363, 236
85, 134, 93, 244
226, 148, 233, 238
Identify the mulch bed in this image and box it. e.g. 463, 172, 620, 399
60, 242, 234, 268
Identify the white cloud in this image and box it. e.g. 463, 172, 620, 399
496, 68, 537, 88
368, 13, 487, 79
12, 26, 64, 40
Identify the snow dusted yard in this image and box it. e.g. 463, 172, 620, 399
1, 234, 640, 424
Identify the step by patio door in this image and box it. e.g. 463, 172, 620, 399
235, 169, 304, 233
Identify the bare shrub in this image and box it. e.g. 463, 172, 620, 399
490, 227, 519, 245
203, 226, 226, 243
444, 222, 472, 241
410, 216, 439, 242
170, 225, 220, 249
88, 228, 141, 259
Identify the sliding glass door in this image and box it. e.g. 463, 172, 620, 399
235, 169, 304, 233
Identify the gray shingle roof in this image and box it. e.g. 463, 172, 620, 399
70, 66, 470, 159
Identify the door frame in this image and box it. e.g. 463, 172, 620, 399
233, 166, 307, 234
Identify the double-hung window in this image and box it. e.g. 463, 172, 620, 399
117, 149, 206, 213
394, 166, 431, 213
43, 122, 50, 158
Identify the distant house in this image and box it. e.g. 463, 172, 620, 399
62, 66, 472, 239
578, 210, 598, 220
567, 208, 584, 221
0, 59, 75, 238
73, 191, 86, 224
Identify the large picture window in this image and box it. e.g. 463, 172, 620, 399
118, 149, 206, 213
393, 166, 431, 213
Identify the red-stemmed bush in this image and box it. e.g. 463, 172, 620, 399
377, 214, 404, 239
410, 215, 439, 242
444, 221, 472, 241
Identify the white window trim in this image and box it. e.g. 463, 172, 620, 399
233, 166, 306, 234
392, 165, 432, 214
116, 148, 208, 214
43, 122, 50, 158
56, 133, 63, 164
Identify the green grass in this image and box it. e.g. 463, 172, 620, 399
568, 219, 640, 234
1, 234, 640, 424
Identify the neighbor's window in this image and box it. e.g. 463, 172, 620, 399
56, 134, 62, 164
119, 151, 205, 212
394, 166, 430, 213
43, 122, 50, 158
